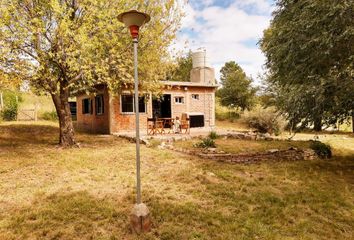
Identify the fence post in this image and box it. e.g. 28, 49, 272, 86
34, 103, 38, 121
0, 92, 3, 110
16, 95, 18, 121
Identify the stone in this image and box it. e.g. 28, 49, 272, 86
268, 149, 279, 153
244, 134, 256, 140
207, 147, 217, 153
130, 203, 152, 234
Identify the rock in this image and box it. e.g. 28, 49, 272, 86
157, 142, 166, 149
244, 134, 256, 140
206, 171, 216, 177
257, 136, 266, 140
196, 173, 219, 184
303, 149, 317, 160
130, 203, 152, 234
268, 149, 279, 153
207, 147, 217, 153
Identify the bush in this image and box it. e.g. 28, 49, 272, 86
1, 107, 18, 121
195, 137, 216, 148
208, 131, 218, 139
243, 107, 285, 135
215, 99, 240, 122
41, 110, 58, 121
0, 90, 21, 121
310, 141, 332, 159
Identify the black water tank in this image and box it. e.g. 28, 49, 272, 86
189, 115, 204, 128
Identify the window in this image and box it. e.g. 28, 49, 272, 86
95, 95, 104, 115
138, 97, 146, 113
121, 95, 146, 113
175, 96, 184, 104
121, 95, 134, 113
82, 98, 92, 114
191, 94, 199, 100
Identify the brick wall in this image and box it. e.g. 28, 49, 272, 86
164, 86, 215, 127
77, 85, 216, 134
76, 85, 110, 134
109, 93, 152, 133
109, 86, 216, 134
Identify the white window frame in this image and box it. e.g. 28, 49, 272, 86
174, 96, 184, 104
120, 94, 147, 114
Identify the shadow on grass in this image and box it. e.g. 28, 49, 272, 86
0, 124, 58, 147
1, 191, 131, 240
0, 123, 127, 149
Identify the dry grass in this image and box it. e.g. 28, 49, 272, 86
215, 119, 250, 132
0, 121, 353, 239
174, 137, 311, 154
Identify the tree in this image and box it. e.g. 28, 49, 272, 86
217, 61, 257, 111
168, 50, 193, 82
0, 0, 181, 146
261, 0, 354, 131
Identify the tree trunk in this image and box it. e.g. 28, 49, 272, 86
51, 89, 76, 147
314, 116, 322, 132
352, 113, 354, 133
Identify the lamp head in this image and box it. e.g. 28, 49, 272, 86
118, 10, 151, 39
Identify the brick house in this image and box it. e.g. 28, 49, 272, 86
76, 52, 218, 134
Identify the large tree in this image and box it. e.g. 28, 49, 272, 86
261, 0, 354, 131
0, 0, 181, 146
217, 61, 257, 111
168, 50, 193, 82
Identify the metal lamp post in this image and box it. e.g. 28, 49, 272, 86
118, 10, 151, 234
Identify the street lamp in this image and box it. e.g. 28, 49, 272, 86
118, 10, 151, 234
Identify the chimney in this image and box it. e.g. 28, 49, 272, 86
190, 50, 215, 85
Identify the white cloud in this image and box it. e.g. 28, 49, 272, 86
233, 0, 274, 14
173, 0, 273, 84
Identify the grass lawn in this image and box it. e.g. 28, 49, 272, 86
0, 122, 353, 239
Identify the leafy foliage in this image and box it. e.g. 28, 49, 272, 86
217, 61, 257, 111
41, 110, 59, 121
310, 141, 332, 159
215, 97, 241, 121
0, 0, 182, 145
167, 50, 193, 82
208, 131, 218, 140
0, 90, 22, 121
261, 0, 354, 131
195, 137, 216, 148
244, 107, 285, 135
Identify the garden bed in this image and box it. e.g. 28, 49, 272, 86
170, 136, 316, 164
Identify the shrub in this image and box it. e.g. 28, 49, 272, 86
215, 99, 240, 122
0, 90, 21, 121
147, 139, 161, 148
243, 107, 285, 135
208, 131, 218, 139
195, 137, 216, 148
41, 110, 58, 121
1, 107, 18, 121
310, 141, 332, 159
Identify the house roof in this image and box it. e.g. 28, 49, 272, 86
161, 81, 219, 88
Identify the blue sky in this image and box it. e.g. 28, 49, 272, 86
173, 0, 275, 83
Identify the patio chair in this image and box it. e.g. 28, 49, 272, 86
147, 118, 155, 135
154, 120, 165, 134
180, 114, 190, 134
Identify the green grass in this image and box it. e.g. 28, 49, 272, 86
0, 122, 353, 239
